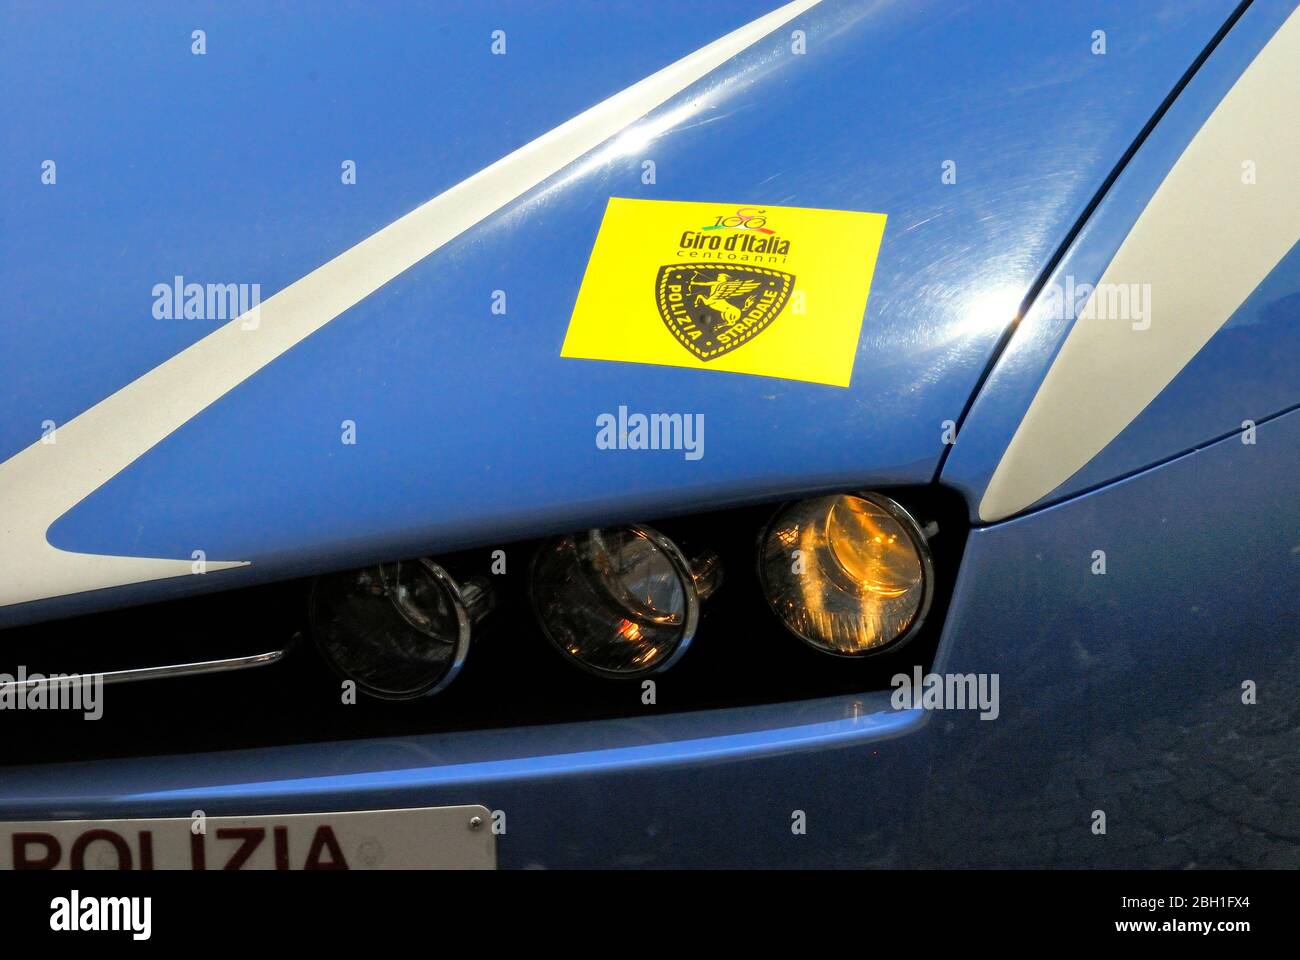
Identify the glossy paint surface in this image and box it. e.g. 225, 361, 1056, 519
3, 408, 1295, 866
0, 0, 1236, 621
943, 0, 1300, 519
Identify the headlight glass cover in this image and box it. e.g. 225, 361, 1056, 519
310, 559, 482, 699
530, 525, 718, 678
758, 492, 932, 656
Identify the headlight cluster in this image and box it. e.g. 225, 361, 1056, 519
310, 492, 934, 699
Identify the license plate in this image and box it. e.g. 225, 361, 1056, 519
0, 805, 495, 870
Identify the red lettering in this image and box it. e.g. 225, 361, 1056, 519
12, 833, 60, 869
303, 825, 348, 870
218, 827, 266, 870
69, 829, 132, 870
274, 826, 289, 870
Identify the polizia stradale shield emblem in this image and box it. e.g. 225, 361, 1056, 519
655, 263, 794, 361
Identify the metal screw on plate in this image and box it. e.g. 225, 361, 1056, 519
469, 816, 483, 831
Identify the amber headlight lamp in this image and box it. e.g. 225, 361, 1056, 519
758, 492, 933, 656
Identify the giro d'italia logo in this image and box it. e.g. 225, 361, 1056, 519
655, 263, 794, 361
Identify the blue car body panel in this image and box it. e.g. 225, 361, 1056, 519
0, 0, 1239, 624
942, 0, 1300, 517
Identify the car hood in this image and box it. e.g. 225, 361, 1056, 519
0, 0, 1237, 622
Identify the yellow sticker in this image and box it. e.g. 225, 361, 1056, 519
561, 198, 887, 387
